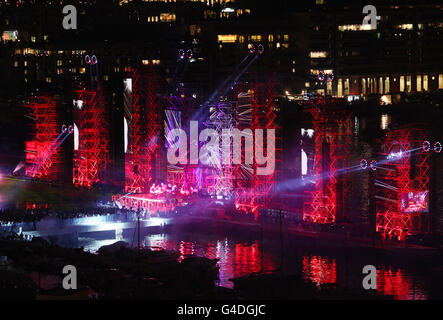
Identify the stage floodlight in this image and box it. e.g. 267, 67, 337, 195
370, 160, 377, 171
257, 44, 264, 54
423, 140, 431, 152
434, 142, 442, 154
360, 159, 368, 170
248, 43, 256, 54
178, 49, 185, 60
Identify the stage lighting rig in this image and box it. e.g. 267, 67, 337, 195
84, 55, 98, 64
178, 49, 185, 60
178, 49, 193, 60
360, 159, 368, 170
423, 140, 441, 153
248, 43, 264, 55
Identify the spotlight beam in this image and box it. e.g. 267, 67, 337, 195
192, 54, 252, 121
28, 130, 72, 177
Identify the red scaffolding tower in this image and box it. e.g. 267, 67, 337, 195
375, 127, 430, 240
303, 100, 353, 224
125, 66, 163, 193
234, 82, 279, 218
73, 84, 110, 188
25, 95, 61, 181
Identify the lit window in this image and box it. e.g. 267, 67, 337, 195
338, 24, 375, 31
309, 51, 328, 58
80, 68, 86, 74
217, 35, 237, 43
395, 24, 413, 30
400, 76, 405, 92
417, 75, 422, 92
2, 30, 18, 42
406, 75, 412, 92
344, 78, 350, 96
251, 35, 262, 41
439, 74, 443, 89
337, 78, 343, 97
160, 13, 176, 22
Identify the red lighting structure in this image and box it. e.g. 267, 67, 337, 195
25, 96, 62, 181
302, 99, 353, 224
375, 127, 430, 240
72, 83, 110, 188
124, 66, 163, 193
234, 81, 279, 218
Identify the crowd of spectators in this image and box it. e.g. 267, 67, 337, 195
0, 204, 134, 225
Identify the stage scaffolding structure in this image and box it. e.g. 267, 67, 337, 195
375, 127, 430, 240
302, 99, 353, 224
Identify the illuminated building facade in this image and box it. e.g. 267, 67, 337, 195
308, 1, 443, 98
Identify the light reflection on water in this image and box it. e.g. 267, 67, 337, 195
145, 235, 276, 288
78, 233, 429, 299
